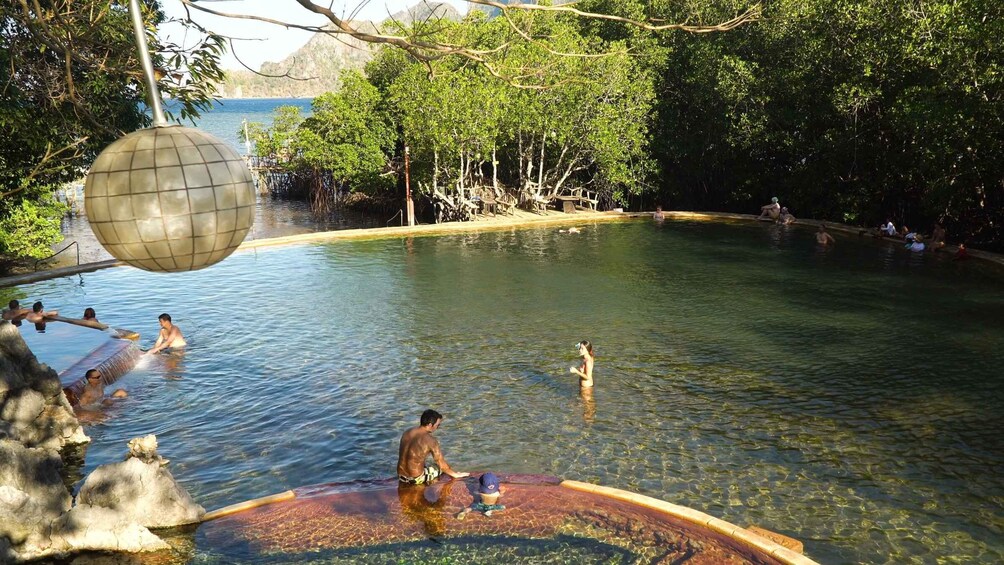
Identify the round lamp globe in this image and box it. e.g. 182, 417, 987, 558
84, 126, 255, 272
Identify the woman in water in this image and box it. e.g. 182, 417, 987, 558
570, 340, 594, 388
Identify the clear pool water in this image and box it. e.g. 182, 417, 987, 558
13, 319, 112, 375
5, 219, 1003, 564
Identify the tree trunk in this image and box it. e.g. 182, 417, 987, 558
537, 131, 546, 194
492, 147, 498, 195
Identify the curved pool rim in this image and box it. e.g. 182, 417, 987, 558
5, 209, 998, 288
202, 476, 818, 565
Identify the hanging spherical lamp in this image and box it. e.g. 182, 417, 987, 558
84, 0, 254, 272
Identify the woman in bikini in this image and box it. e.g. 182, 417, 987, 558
570, 340, 595, 388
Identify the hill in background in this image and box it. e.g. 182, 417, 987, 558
218, 2, 461, 99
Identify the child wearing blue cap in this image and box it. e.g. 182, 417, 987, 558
456, 472, 506, 519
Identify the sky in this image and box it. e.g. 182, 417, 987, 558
159, 0, 469, 71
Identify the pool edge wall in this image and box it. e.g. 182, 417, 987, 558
559, 480, 819, 565
201, 479, 820, 565
3, 209, 1001, 288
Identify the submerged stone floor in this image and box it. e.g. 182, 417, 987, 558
198, 474, 785, 564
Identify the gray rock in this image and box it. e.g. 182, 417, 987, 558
78, 456, 205, 527
0, 388, 44, 424
20, 504, 169, 561
0, 439, 72, 556
0, 321, 88, 449
0, 321, 60, 398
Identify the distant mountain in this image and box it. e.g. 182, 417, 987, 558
218, 2, 461, 99
470, 0, 536, 19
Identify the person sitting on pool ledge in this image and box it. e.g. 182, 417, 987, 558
2, 300, 30, 322
570, 340, 595, 388
778, 207, 796, 225
930, 223, 947, 251
398, 409, 469, 485
876, 219, 897, 238
757, 197, 781, 221
25, 301, 57, 323
148, 313, 186, 354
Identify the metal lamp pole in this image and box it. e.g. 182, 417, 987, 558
128, 0, 167, 126
404, 145, 415, 226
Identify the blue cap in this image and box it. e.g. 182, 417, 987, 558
479, 472, 500, 495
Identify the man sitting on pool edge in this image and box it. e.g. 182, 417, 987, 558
398, 409, 469, 485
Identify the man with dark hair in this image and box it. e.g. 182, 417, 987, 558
149, 313, 186, 354
74, 369, 128, 407
397, 409, 469, 485
2, 300, 30, 322
25, 301, 57, 323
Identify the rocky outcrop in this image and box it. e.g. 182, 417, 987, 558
0, 440, 71, 551
219, 2, 461, 98
0, 321, 88, 449
39, 504, 170, 555
78, 435, 205, 528
2, 322, 203, 561
1, 435, 199, 562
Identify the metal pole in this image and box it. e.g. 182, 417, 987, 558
404, 145, 415, 226
243, 118, 252, 154
128, 0, 167, 126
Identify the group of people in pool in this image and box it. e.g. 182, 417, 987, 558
752, 198, 974, 256
396, 408, 505, 528
873, 219, 960, 254
3, 302, 188, 413
395, 341, 596, 524
2, 299, 59, 328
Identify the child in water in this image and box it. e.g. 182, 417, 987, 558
456, 472, 506, 519
570, 340, 594, 387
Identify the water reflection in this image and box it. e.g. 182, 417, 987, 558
398, 480, 458, 539
53, 198, 388, 268
580, 386, 595, 424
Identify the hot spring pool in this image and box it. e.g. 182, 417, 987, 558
4, 219, 1002, 564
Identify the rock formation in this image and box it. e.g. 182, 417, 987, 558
0, 321, 88, 449
1, 322, 203, 561
78, 435, 205, 528
0, 439, 71, 553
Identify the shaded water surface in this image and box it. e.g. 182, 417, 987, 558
6, 220, 1003, 564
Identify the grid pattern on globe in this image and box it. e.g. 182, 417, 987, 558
84, 126, 255, 272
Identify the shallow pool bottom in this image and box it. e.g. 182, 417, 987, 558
192, 474, 806, 564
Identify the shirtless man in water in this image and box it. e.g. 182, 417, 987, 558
397, 409, 469, 485
25, 301, 57, 323
816, 224, 836, 246
148, 313, 186, 354
2, 300, 30, 322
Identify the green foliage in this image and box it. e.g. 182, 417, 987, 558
377, 10, 656, 204
249, 0, 1000, 248
0, 0, 225, 262
648, 0, 1003, 247
0, 190, 67, 260
248, 71, 394, 194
